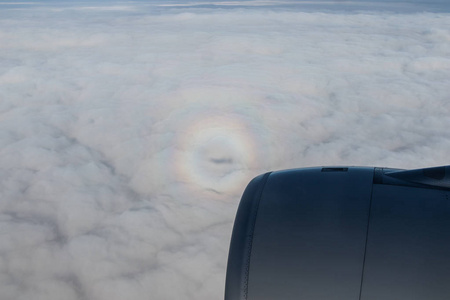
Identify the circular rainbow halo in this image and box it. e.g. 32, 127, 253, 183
175, 115, 258, 194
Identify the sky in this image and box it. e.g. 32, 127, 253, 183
1, 1, 450, 299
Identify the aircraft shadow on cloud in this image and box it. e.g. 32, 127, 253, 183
226, 165, 450, 300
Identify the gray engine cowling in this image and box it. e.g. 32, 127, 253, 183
225, 166, 450, 300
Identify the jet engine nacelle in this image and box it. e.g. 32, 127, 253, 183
225, 166, 450, 300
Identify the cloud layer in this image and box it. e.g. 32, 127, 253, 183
1, 1, 450, 299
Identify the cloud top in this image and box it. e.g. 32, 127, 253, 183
1, 2, 450, 300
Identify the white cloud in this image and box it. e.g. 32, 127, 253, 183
1, 1, 450, 299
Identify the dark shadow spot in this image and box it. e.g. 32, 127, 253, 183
210, 157, 233, 164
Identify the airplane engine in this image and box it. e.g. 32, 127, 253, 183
225, 166, 450, 300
